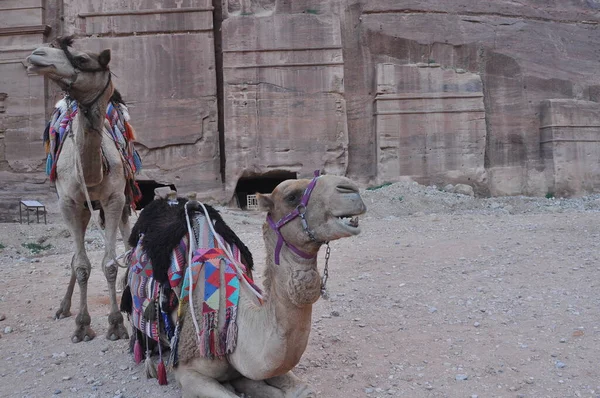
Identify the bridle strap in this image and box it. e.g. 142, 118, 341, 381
267, 171, 321, 265
57, 38, 112, 115
79, 72, 112, 112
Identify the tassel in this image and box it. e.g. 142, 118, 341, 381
145, 354, 157, 379
144, 299, 156, 321
46, 154, 52, 176
157, 359, 167, 385
50, 164, 58, 182
156, 324, 168, 386
134, 338, 143, 364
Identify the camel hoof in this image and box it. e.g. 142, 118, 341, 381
71, 326, 96, 343
106, 323, 129, 341
54, 309, 71, 320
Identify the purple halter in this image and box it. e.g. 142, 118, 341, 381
267, 170, 322, 265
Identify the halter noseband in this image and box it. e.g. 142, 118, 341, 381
267, 170, 322, 265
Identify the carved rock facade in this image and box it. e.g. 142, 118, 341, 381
1, 0, 600, 219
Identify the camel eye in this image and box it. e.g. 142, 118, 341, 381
75, 56, 88, 64
285, 191, 300, 205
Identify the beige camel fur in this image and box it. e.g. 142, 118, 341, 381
174, 175, 366, 397
27, 40, 130, 343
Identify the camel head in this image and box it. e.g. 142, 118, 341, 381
258, 174, 367, 256
27, 37, 112, 105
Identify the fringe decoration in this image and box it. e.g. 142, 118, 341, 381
199, 312, 219, 358
225, 307, 238, 355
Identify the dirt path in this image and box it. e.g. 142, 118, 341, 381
1, 187, 600, 398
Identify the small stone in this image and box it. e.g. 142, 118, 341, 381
473, 322, 481, 328
555, 361, 566, 369
0, 314, 5, 321
331, 310, 340, 317
365, 387, 374, 394
455, 374, 468, 381
53, 390, 61, 395
3, 326, 13, 334
453, 184, 475, 196
428, 307, 438, 313
559, 338, 567, 343
62, 376, 72, 381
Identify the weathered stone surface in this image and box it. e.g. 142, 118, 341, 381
355, 0, 600, 195
222, 13, 348, 197
541, 100, 600, 197
60, 0, 221, 197
375, 63, 486, 188
3, 0, 600, 214
0, 0, 50, 218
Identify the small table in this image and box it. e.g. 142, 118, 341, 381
20, 200, 47, 224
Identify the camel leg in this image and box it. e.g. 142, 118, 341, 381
119, 205, 132, 250
176, 368, 240, 398
101, 194, 129, 341
266, 371, 316, 398
55, 254, 77, 319
230, 377, 285, 398
60, 200, 96, 343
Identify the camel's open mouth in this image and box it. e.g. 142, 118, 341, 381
333, 214, 362, 236
337, 215, 359, 228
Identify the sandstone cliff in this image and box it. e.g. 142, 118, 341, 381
1, 0, 599, 219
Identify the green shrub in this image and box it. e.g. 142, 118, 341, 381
21, 242, 52, 254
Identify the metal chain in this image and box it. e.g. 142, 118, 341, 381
320, 242, 331, 299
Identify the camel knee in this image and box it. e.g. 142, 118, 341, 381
75, 266, 91, 284
103, 262, 118, 284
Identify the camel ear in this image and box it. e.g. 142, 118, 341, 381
98, 49, 111, 68
257, 193, 274, 212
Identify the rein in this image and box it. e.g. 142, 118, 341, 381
266, 170, 332, 298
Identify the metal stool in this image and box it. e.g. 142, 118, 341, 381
19, 200, 47, 224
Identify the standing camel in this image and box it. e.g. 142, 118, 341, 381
27, 37, 137, 343
123, 174, 366, 397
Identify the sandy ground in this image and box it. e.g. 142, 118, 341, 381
1, 182, 600, 398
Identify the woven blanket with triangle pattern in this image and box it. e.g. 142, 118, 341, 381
127, 212, 243, 359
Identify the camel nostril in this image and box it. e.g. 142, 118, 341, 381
336, 185, 358, 194
32, 49, 46, 56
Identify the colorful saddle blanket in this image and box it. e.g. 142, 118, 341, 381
43, 97, 142, 207
128, 213, 245, 359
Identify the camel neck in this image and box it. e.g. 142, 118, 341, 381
261, 223, 322, 319
72, 96, 109, 187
